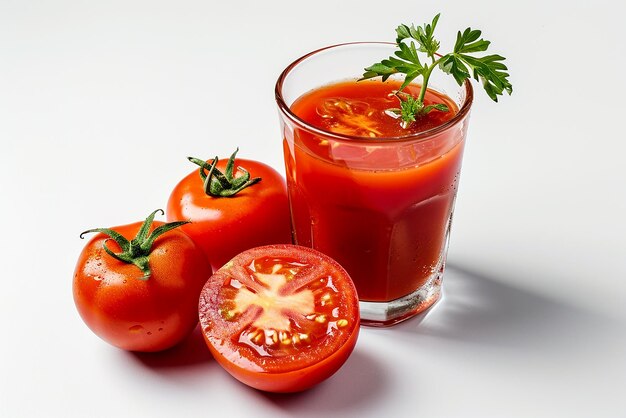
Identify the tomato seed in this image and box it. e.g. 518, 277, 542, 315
250, 330, 263, 344
220, 308, 235, 320
264, 330, 279, 346
337, 319, 349, 328
315, 315, 327, 324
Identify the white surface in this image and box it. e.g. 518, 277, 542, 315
2, 1, 625, 417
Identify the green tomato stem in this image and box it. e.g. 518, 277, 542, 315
79, 209, 189, 280
188, 148, 261, 198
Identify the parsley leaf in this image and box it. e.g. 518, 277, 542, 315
396, 13, 441, 58
362, 41, 425, 91
361, 14, 512, 126
439, 28, 513, 101
399, 94, 421, 125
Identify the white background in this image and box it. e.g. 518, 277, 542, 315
2, 1, 625, 417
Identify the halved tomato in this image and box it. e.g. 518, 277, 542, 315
198, 244, 360, 393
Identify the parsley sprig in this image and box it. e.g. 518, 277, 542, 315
361, 14, 512, 127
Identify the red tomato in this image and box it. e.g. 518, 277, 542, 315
73, 210, 212, 352
199, 244, 360, 393
166, 150, 292, 271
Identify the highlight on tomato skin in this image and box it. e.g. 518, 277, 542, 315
198, 244, 360, 393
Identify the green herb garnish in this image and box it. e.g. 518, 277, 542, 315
361, 14, 512, 127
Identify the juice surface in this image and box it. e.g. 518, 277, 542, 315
286, 79, 465, 302
292, 79, 457, 138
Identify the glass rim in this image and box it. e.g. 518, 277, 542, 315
275, 41, 474, 144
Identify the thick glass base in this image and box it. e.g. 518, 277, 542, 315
359, 267, 443, 327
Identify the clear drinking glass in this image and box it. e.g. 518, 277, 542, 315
275, 43, 473, 326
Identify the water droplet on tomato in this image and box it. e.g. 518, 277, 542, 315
129, 325, 143, 333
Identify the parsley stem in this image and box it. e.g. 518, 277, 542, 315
416, 57, 442, 105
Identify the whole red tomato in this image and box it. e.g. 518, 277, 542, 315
166, 149, 292, 271
73, 209, 212, 352
199, 244, 360, 393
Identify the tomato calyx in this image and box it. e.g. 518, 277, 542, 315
79, 209, 189, 280
188, 148, 261, 197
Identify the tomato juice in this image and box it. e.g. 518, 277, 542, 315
283, 79, 465, 305
276, 43, 473, 325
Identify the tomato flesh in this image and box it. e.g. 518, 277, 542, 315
199, 245, 360, 392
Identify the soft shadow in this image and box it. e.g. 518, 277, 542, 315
131, 325, 214, 370
257, 347, 388, 415
394, 263, 625, 352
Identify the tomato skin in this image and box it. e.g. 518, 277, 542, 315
203, 321, 359, 393
73, 221, 212, 352
199, 244, 360, 393
166, 157, 292, 271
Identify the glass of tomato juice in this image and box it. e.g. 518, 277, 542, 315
275, 43, 473, 326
